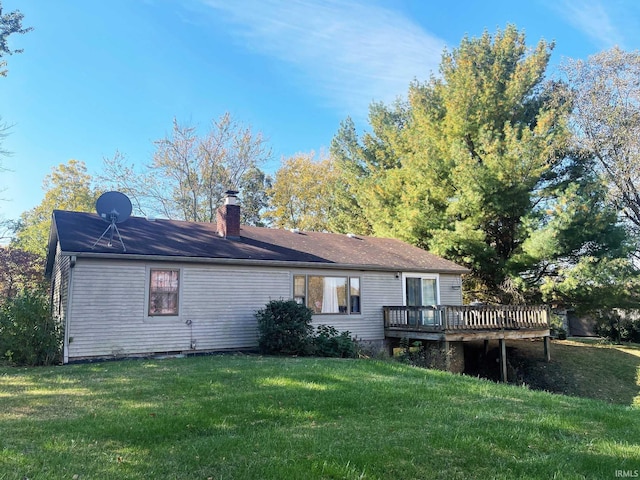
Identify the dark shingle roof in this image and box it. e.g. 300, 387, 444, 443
47, 210, 468, 274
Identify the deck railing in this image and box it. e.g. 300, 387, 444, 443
383, 305, 549, 332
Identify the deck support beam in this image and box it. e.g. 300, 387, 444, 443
544, 335, 551, 362
385, 328, 550, 342
499, 339, 507, 382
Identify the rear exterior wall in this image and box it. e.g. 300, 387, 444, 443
64, 258, 411, 361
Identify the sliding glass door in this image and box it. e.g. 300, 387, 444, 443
405, 276, 438, 326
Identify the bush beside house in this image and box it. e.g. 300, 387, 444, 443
0, 292, 62, 366
256, 299, 358, 358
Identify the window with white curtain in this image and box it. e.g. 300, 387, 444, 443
296, 275, 360, 315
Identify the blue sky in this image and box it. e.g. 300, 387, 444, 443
1, 0, 639, 222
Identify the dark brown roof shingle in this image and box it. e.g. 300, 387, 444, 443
48, 210, 468, 274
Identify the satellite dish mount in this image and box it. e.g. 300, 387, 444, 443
92, 191, 132, 252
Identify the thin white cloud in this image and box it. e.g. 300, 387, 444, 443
551, 0, 626, 49
198, 0, 445, 117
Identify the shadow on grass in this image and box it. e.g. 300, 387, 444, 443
465, 339, 640, 406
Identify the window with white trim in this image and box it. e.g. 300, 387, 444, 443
294, 275, 361, 315
403, 273, 439, 326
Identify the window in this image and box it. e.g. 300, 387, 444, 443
350, 277, 360, 313
294, 275, 361, 315
149, 269, 180, 316
309, 276, 347, 313
293, 275, 306, 305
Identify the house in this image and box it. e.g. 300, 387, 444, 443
45, 192, 470, 364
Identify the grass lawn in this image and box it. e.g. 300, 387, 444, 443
507, 339, 640, 406
1, 354, 639, 480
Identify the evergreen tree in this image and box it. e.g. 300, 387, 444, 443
333, 26, 571, 301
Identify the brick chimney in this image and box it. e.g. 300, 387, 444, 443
217, 190, 241, 239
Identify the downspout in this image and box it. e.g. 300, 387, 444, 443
64, 255, 76, 364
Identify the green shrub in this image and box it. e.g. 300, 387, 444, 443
549, 313, 567, 340
0, 291, 62, 366
313, 325, 358, 358
256, 299, 314, 355
594, 310, 640, 343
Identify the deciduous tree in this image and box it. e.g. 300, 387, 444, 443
265, 153, 338, 231
561, 47, 640, 234
0, 0, 32, 77
12, 160, 98, 257
238, 166, 272, 226
0, 246, 46, 302
100, 114, 271, 223
0, 1, 32, 224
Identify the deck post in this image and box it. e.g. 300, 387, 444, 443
443, 340, 451, 372
544, 335, 551, 362
499, 339, 507, 382
483, 339, 489, 356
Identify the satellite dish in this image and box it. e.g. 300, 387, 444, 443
95, 191, 132, 223
92, 191, 132, 251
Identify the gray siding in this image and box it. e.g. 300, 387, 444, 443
64, 256, 463, 361
51, 247, 70, 323
439, 274, 463, 305
67, 260, 147, 359
66, 260, 290, 360
181, 267, 290, 351
292, 270, 402, 341
356, 271, 402, 340
51, 247, 71, 362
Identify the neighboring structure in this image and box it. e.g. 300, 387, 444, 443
45, 192, 469, 364
557, 309, 598, 337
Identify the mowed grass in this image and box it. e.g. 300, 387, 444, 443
1, 355, 639, 480
508, 339, 640, 406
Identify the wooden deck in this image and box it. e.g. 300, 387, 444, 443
384, 305, 551, 381
383, 304, 550, 341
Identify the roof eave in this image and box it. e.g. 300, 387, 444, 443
44, 213, 60, 279
57, 250, 470, 275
